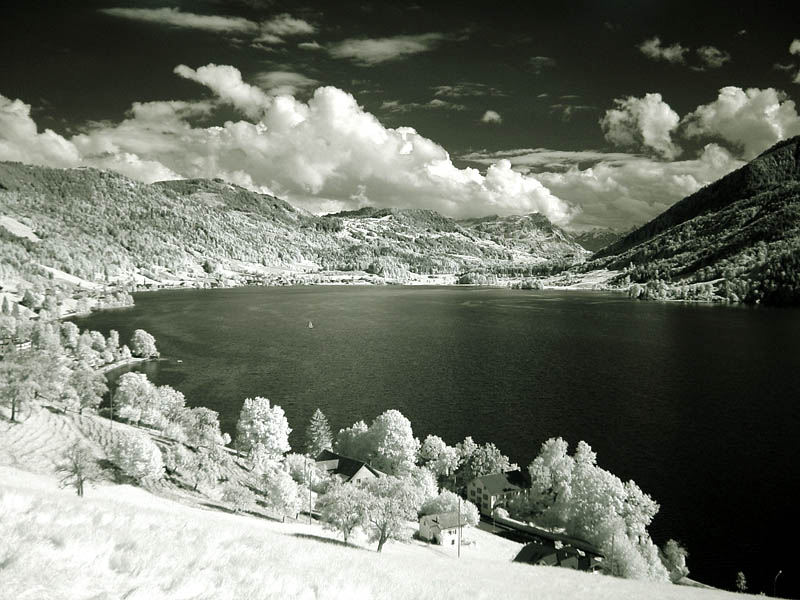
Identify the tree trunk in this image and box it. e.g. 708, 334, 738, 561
11, 398, 16, 422
377, 534, 387, 553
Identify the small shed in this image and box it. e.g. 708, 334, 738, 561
419, 511, 468, 546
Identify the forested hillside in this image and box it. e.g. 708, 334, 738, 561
0, 162, 586, 292
590, 137, 800, 305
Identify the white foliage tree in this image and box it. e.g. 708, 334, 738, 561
130, 329, 158, 358
368, 409, 420, 476
111, 430, 164, 483
263, 464, 303, 522
235, 396, 292, 461
318, 480, 370, 543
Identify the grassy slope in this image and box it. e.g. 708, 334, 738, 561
0, 406, 750, 600
1, 465, 752, 600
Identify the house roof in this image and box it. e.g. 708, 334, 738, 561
472, 470, 531, 495
423, 511, 468, 529
314, 449, 383, 481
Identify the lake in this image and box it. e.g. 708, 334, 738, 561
72, 286, 800, 596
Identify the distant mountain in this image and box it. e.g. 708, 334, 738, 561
590, 136, 800, 305
571, 228, 627, 253
0, 162, 586, 290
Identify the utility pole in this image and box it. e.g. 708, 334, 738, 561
458, 494, 461, 558
305, 457, 312, 524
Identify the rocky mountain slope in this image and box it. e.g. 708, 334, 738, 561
0, 162, 587, 291
589, 137, 800, 305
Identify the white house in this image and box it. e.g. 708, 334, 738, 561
467, 470, 531, 516
418, 511, 468, 546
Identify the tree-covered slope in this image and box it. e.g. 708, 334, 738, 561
590, 137, 800, 305
0, 162, 585, 289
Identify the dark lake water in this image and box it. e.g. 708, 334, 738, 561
72, 286, 800, 596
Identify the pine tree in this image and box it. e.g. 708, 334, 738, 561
735, 572, 747, 593
305, 408, 333, 457
1, 296, 10, 315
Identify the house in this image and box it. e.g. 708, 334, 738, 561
315, 449, 383, 484
467, 470, 531, 516
514, 541, 603, 573
419, 511, 468, 546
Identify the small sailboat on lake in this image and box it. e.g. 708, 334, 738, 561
308, 321, 314, 329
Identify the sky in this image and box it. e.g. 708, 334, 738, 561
1, 0, 799, 231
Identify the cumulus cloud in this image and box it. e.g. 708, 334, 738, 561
329, 34, 445, 65
254, 71, 319, 96
0, 95, 80, 167
682, 86, 800, 158
532, 144, 742, 229
174, 64, 272, 118
99, 7, 259, 33
481, 110, 502, 124
638, 37, 688, 64
601, 93, 681, 159
462, 144, 741, 229
791, 39, 800, 56
0, 73, 575, 224
529, 56, 556, 74
696, 45, 731, 69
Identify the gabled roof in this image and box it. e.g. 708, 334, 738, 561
314, 449, 382, 481
472, 470, 531, 495
315, 449, 339, 462
423, 511, 468, 529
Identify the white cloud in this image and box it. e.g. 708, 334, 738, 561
329, 34, 445, 65
174, 64, 272, 118
790, 39, 800, 55
481, 110, 502, 124
529, 56, 556, 74
380, 98, 467, 113
638, 37, 688, 64
255, 13, 315, 44
696, 45, 730, 69
1, 76, 575, 224
99, 7, 258, 34
298, 41, 323, 51
433, 83, 504, 98
601, 93, 681, 159
532, 144, 742, 230
254, 71, 319, 96
682, 86, 800, 159
460, 148, 638, 173
0, 95, 80, 167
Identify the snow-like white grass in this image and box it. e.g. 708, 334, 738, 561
0, 215, 40, 242
0, 465, 751, 600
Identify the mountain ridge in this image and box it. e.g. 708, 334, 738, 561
0, 161, 587, 294
589, 136, 800, 305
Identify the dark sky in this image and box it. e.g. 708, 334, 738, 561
1, 0, 799, 229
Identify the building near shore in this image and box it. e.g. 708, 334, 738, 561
419, 511, 468, 546
314, 449, 383, 484
467, 470, 531, 516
